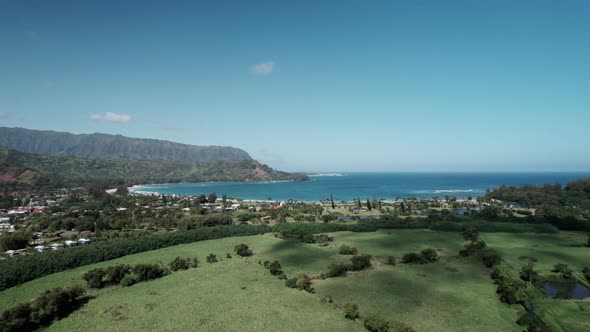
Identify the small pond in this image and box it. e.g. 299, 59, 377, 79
543, 281, 590, 300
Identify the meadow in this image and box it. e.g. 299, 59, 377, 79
0, 229, 588, 331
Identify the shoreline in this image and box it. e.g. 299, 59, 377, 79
128, 184, 480, 203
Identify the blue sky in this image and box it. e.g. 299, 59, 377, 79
1, 1, 589, 172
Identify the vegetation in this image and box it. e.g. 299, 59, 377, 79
0, 286, 86, 332
0, 224, 270, 291
343, 303, 359, 320
234, 243, 253, 257
338, 245, 358, 255
0, 147, 308, 188
169, 257, 192, 271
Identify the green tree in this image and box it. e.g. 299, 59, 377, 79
208, 192, 217, 203
330, 194, 335, 209
366, 199, 372, 211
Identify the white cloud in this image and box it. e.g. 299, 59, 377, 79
250, 61, 275, 75
90, 112, 132, 123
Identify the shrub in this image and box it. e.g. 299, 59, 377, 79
226, 253, 232, 259
285, 278, 297, 288
583, 267, 590, 281
462, 240, 487, 256
338, 245, 358, 255
420, 248, 438, 262
349, 254, 372, 271
401, 252, 428, 264
294, 273, 314, 292
191, 257, 200, 268
462, 226, 480, 242
0, 286, 86, 331
132, 264, 167, 281
105, 265, 132, 285
82, 265, 131, 289
552, 263, 573, 279
206, 254, 218, 263
267, 261, 283, 276
234, 244, 253, 257
384, 256, 396, 265
519, 262, 539, 283
363, 315, 389, 332
120, 274, 139, 287
324, 262, 348, 278
169, 257, 191, 271
301, 233, 334, 244
481, 250, 501, 268
343, 303, 359, 320
82, 268, 106, 289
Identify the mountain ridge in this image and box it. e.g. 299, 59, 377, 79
0, 127, 252, 162
0, 147, 308, 187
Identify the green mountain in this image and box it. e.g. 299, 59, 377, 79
0, 127, 252, 162
0, 148, 308, 187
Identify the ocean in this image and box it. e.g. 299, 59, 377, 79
129, 172, 590, 202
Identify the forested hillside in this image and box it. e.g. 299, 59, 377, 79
0, 148, 308, 187
0, 127, 252, 162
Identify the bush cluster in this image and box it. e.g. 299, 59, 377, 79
301, 233, 334, 245
324, 254, 373, 278
343, 303, 359, 320
262, 260, 286, 279
82, 264, 131, 288
338, 245, 358, 255
285, 273, 313, 293
234, 244, 253, 257
490, 265, 528, 305
583, 266, 590, 281
0, 224, 270, 291
206, 254, 218, 263
169, 257, 193, 271
551, 263, 573, 279
0, 286, 86, 332
401, 249, 438, 264
481, 250, 501, 268
363, 315, 415, 332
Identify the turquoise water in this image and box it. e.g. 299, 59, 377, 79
130, 172, 590, 202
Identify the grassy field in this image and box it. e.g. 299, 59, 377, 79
47, 257, 363, 332
1, 229, 588, 331
481, 231, 589, 273
481, 231, 590, 332
323, 229, 465, 257
314, 256, 519, 332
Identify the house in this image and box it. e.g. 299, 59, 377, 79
50, 243, 64, 250
78, 238, 91, 245
34, 245, 49, 253
5, 249, 26, 257
260, 216, 272, 221
64, 240, 78, 247
230, 203, 241, 210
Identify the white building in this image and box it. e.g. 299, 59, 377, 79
64, 240, 78, 247
78, 238, 91, 245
